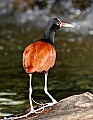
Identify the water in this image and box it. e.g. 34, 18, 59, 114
0, 0, 93, 34
0, 0, 93, 118
0, 25, 93, 118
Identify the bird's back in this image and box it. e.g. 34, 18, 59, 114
23, 41, 56, 73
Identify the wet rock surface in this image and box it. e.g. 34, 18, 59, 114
5, 92, 93, 120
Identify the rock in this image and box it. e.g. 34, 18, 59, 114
5, 92, 93, 120
25, 92, 93, 120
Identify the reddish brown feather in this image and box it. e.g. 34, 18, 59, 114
23, 41, 56, 73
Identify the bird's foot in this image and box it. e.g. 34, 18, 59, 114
52, 99, 58, 104
3, 108, 36, 120
13, 106, 45, 119
44, 100, 58, 108
32, 98, 44, 106
3, 101, 57, 120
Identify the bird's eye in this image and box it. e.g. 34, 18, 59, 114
56, 22, 60, 26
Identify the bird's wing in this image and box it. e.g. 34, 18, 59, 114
23, 43, 35, 70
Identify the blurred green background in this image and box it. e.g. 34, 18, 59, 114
0, 0, 93, 118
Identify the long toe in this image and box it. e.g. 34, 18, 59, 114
44, 101, 58, 108
32, 98, 44, 106
6, 109, 36, 120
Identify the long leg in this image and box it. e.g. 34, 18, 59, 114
44, 72, 58, 105
26, 74, 44, 113
3, 74, 36, 120
4, 73, 57, 120
29, 73, 35, 113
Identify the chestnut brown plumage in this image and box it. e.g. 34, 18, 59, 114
22, 18, 74, 117
23, 41, 56, 73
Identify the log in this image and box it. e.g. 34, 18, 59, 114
4, 92, 93, 120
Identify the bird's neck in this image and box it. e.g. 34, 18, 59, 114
43, 29, 55, 45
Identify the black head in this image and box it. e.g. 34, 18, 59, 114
43, 18, 74, 45
45, 18, 62, 32
45, 18, 74, 32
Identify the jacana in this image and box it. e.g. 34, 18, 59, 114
22, 18, 74, 118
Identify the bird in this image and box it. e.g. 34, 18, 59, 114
22, 18, 74, 117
